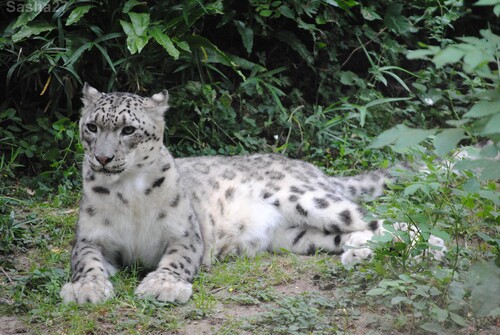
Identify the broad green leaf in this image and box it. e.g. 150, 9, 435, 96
395, 128, 435, 150
149, 27, 180, 59
429, 287, 441, 296
13, 0, 50, 29
398, 274, 415, 283
463, 177, 481, 193
369, 124, 406, 148
275, 30, 313, 64
384, 14, 410, 34
431, 306, 449, 322
464, 100, 500, 118
372, 125, 435, 151
433, 128, 466, 157
432, 47, 464, 67
175, 40, 191, 53
220, 93, 233, 107
259, 9, 273, 17
457, 36, 482, 45
391, 296, 409, 305
480, 193, 500, 210
454, 158, 497, 180
279, 5, 295, 19
406, 48, 439, 60
340, 71, 361, 86
384, 4, 410, 34
481, 113, 500, 135
361, 7, 382, 21
412, 83, 427, 92
480, 160, 500, 180
234, 20, 254, 54
448, 281, 466, 301
371, 233, 394, 243
120, 20, 134, 37
120, 20, 149, 54
449, 312, 468, 326
123, 0, 143, 13
446, 118, 471, 127
481, 142, 499, 158
429, 229, 451, 242
366, 287, 386, 296
463, 48, 487, 69
474, 0, 500, 5
66, 5, 93, 26
324, 0, 359, 10
357, 106, 367, 127
465, 261, 500, 317
421, 322, 443, 333
404, 183, 422, 196
128, 12, 150, 36
421, 89, 443, 106
230, 54, 265, 71
12, 22, 54, 42
476, 231, 495, 243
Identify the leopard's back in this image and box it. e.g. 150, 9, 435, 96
176, 154, 388, 261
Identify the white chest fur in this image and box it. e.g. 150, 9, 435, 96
80, 170, 174, 267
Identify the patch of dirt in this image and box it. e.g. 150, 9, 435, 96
180, 319, 221, 335
273, 276, 323, 296
179, 275, 334, 335
0, 316, 28, 335
180, 301, 264, 335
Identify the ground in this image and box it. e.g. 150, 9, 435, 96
1, 249, 499, 335
1, 190, 499, 335
0, 253, 405, 335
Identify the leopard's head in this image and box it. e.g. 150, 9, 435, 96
79, 84, 169, 175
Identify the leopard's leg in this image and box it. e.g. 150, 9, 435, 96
270, 223, 380, 257
135, 216, 204, 304
270, 225, 344, 255
275, 190, 381, 235
60, 238, 115, 303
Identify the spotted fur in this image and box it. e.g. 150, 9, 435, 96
60, 85, 403, 305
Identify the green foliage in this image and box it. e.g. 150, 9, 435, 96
365, 260, 500, 333
372, 4, 500, 179
3, 0, 474, 177
361, 144, 499, 331
1, 1, 499, 333
0, 201, 38, 254
243, 293, 338, 334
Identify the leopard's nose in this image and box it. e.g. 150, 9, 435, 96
95, 155, 115, 166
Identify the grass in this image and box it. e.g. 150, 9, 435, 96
1, 176, 499, 335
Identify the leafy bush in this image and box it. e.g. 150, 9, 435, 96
3, 0, 484, 177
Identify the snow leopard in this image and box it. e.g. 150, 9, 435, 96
59, 84, 439, 304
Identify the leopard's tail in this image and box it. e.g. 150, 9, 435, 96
330, 169, 393, 202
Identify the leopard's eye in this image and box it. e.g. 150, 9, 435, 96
87, 123, 98, 133
122, 126, 136, 135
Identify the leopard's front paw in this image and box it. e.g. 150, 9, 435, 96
60, 276, 113, 304
135, 271, 192, 304
341, 247, 373, 266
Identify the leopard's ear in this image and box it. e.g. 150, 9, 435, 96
82, 83, 103, 108
146, 89, 169, 117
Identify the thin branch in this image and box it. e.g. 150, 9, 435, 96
1, 266, 13, 283
340, 28, 387, 69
